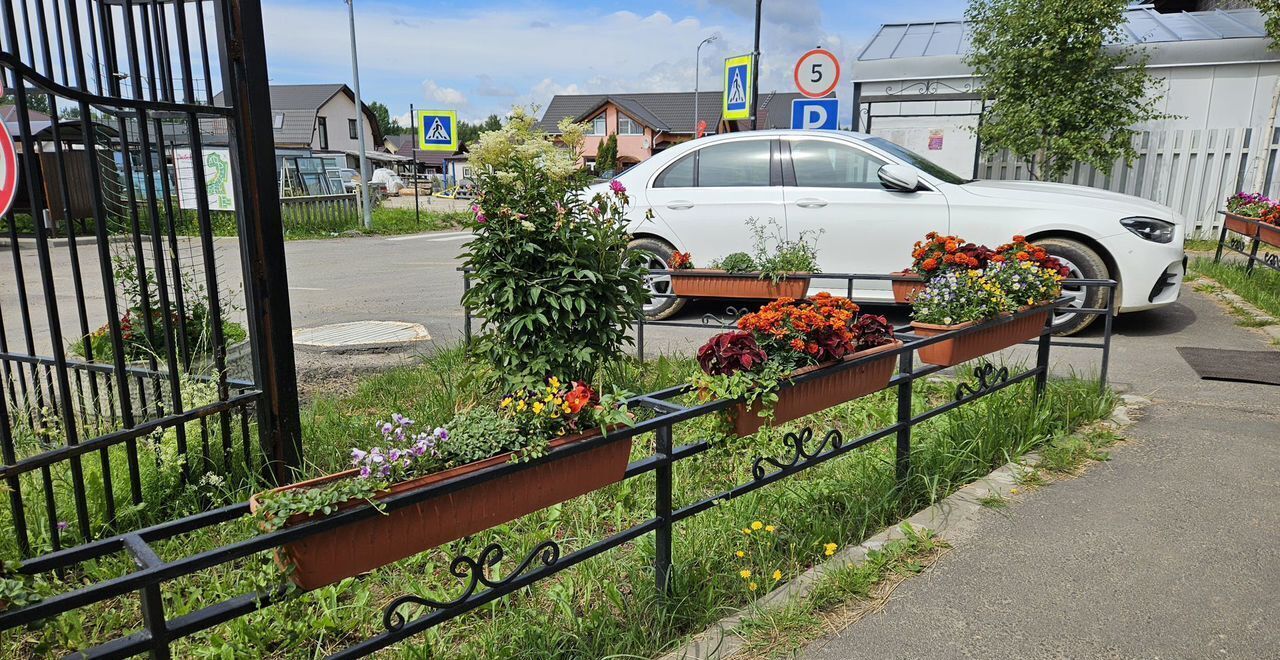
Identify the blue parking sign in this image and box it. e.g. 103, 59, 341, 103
791, 98, 839, 130
417, 110, 458, 151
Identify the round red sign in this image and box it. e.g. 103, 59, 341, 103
0, 127, 17, 218
793, 49, 841, 99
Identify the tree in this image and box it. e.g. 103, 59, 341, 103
965, 0, 1168, 181
367, 101, 404, 136
595, 133, 618, 173
1257, 1, 1280, 47
457, 114, 504, 151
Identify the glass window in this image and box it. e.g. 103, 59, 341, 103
272, 112, 285, 129
864, 136, 970, 184
618, 116, 644, 135
317, 116, 328, 150
696, 140, 771, 188
654, 153, 695, 188
348, 118, 358, 140
587, 116, 606, 135
790, 140, 887, 188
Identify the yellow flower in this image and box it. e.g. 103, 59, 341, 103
1009, 487, 1020, 495
548, 377, 561, 390
516, 400, 527, 411
823, 542, 838, 556
532, 402, 545, 414
772, 569, 782, 581
735, 550, 745, 558
749, 582, 758, 591
765, 525, 776, 533
739, 569, 751, 579
751, 521, 763, 531
742, 528, 752, 535
500, 397, 513, 408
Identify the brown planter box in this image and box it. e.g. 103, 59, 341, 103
891, 271, 926, 304
671, 269, 810, 300
1224, 212, 1260, 238
250, 429, 631, 590
909, 303, 1054, 367
1259, 222, 1280, 248
730, 341, 903, 436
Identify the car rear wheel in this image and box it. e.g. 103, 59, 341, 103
1035, 237, 1109, 336
628, 237, 687, 320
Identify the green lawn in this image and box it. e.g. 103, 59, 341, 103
1189, 257, 1280, 319
3, 349, 1114, 658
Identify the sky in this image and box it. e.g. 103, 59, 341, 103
260, 0, 968, 126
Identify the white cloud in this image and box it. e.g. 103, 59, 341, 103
422, 80, 468, 107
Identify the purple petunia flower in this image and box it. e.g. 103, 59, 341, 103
56, 521, 69, 532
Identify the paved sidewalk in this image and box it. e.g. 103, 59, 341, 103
802, 289, 1280, 659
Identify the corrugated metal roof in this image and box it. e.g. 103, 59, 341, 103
857, 7, 1267, 62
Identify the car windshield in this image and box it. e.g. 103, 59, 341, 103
864, 136, 971, 185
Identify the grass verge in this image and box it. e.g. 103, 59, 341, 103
1189, 257, 1280, 320
3, 348, 1115, 658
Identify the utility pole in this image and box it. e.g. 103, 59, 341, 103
346, 0, 372, 229
751, 0, 762, 129
410, 103, 419, 226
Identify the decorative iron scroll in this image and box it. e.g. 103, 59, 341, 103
1227, 236, 1247, 252
1263, 253, 1279, 269
883, 79, 974, 96
752, 427, 844, 481
382, 540, 561, 631
701, 306, 750, 328
954, 363, 1010, 400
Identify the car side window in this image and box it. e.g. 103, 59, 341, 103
696, 140, 771, 187
790, 139, 887, 188
654, 153, 695, 188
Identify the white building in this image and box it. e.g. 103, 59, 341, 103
852, 5, 1280, 236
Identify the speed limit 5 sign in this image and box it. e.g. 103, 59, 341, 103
793, 49, 840, 99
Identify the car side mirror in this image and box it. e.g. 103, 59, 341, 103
878, 164, 920, 192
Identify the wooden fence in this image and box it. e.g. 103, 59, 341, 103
980, 126, 1280, 238
279, 193, 360, 233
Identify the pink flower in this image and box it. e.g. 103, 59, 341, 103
471, 204, 487, 224
609, 180, 626, 194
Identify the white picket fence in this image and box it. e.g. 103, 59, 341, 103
980, 126, 1280, 238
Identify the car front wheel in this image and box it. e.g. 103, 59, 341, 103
627, 237, 687, 320
1035, 237, 1110, 336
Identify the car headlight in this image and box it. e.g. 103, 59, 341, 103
1120, 217, 1175, 244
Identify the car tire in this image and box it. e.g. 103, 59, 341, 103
628, 237, 687, 321
1034, 237, 1109, 336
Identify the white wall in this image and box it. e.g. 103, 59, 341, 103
313, 92, 377, 154
870, 115, 980, 179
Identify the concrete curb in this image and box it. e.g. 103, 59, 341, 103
658, 394, 1148, 660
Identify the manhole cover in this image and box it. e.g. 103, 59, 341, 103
294, 321, 430, 350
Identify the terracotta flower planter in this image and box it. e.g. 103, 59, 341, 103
909, 303, 1054, 367
1258, 222, 1280, 248
1224, 212, 1260, 238
250, 429, 631, 591
729, 340, 903, 436
891, 271, 926, 304
671, 269, 810, 300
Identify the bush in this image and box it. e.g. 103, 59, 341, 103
462, 108, 649, 388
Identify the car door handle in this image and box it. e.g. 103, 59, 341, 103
666, 201, 694, 210
795, 198, 828, 209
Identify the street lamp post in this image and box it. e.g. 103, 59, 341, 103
346, 0, 372, 230
693, 34, 719, 138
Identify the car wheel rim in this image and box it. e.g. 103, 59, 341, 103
1051, 256, 1089, 327
642, 254, 673, 313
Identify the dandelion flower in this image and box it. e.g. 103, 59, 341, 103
735, 551, 745, 558
740, 569, 751, 579
742, 527, 752, 535
824, 542, 838, 557
765, 525, 776, 533
1009, 487, 1020, 495
749, 582, 758, 591
751, 521, 763, 531
772, 569, 782, 581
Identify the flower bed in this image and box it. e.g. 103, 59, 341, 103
667, 218, 819, 300
671, 270, 810, 300
1223, 192, 1280, 241
693, 293, 898, 435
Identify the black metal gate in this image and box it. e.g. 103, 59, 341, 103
0, 0, 299, 560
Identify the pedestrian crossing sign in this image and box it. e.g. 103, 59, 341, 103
723, 54, 753, 121
417, 110, 458, 152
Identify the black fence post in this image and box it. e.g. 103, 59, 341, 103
636, 313, 646, 362
1100, 285, 1115, 393
218, 0, 303, 484
462, 272, 473, 346
894, 350, 913, 488
1034, 313, 1052, 398
1214, 222, 1228, 263
1246, 233, 1261, 274
654, 424, 674, 597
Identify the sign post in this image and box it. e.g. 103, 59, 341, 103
723, 54, 753, 122
793, 48, 841, 99
417, 110, 459, 152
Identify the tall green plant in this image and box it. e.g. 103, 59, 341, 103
462, 108, 648, 388
965, 0, 1169, 181
596, 132, 618, 173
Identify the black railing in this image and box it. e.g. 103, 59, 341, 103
0, 294, 1109, 657
1214, 212, 1280, 274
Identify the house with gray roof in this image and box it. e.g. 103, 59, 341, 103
536, 91, 806, 169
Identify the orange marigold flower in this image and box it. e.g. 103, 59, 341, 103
922, 258, 938, 271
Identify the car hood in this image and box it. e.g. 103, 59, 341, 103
959, 180, 1179, 223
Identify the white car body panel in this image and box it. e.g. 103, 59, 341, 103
605, 130, 1184, 313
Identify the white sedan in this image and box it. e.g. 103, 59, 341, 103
601, 130, 1185, 334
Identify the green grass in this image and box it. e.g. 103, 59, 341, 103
2, 349, 1115, 658
1189, 257, 1280, 320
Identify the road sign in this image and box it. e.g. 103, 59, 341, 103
417, 110, 458, 152
696, 119, 707, 138
723, 54, 753, 121
791, 98, 839, 130
0, 87, 17, 217
793, 48, 840, 99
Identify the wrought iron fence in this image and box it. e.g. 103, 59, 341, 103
1214, 212, 1280, 274
0, 0, 301, 562
0, 293, 1110, 657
